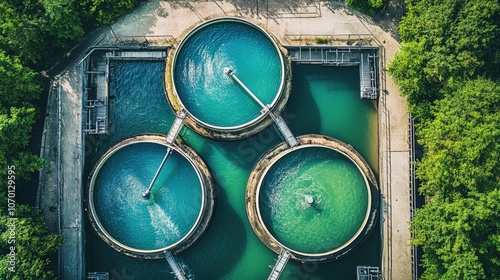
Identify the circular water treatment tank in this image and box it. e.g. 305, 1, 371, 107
246, 135, 379, 262
167, 17, 291, 139
87, 134, 215, 258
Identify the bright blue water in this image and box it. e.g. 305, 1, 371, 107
93, 142, 203, 250
86, 61, 380, 280
260, 147, 369, 254
173, 21, 283, 127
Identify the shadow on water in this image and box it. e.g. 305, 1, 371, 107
85, 186, 246, 280
181, 123, 281, 169
286, 64, 322, 134
181, 187, 248, 280
282, 217, 381, 280
85, 215, 170, 279
82, 60, 174, 166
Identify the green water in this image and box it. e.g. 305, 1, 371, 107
85, 62, 380, 279
260, 147, 369, 254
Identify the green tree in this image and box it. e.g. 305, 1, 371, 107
413, 78, 500, 279
388, 41, 436, 119
346, 0, 384, 15
0, 1, 47, 65
82, 0, 144, 24
0, 106, 44, 182
0, 52, 41, 108
39, 0, 84, 41
389, 0, 500, 120
0, 205, 63, 280
413, 190, 500, 280
416, 78, 500, 197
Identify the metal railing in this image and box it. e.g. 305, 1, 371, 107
284, 33, 375, 46
408, 115, 418, 280
378, 44, 392, 280
111, 35, 177, 47
56, 82, 62, 277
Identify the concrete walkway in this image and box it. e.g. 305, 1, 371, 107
39, 1, 410, 279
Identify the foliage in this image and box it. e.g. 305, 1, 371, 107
0, 52, 41, 108
416, 78, 500, 197
81, 0, 144, 24
417, 192, 500, 279
0, 2, 46, 65
393, 1, 500, 278
412, 78, 500, 279
346, 0, 384, 15
389, 0, 500, 120
0, 205, 63, 280
0, 106, 44, 208
412, 190, 500, 280
388, 41, 436, 119
0, 0, 149, 278
39, 0, 85, 41
315, 37, 329, 44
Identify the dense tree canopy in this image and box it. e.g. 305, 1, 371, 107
413, 79, 500, 279
413, 190, 500, 280
390, 0, 500, 279
0, 106, 44, 181
82, 0, 144, 24
0, 52, 41, 107
389, 0, 500, 120
0, 0, 143, 278
417, 79, 500, 197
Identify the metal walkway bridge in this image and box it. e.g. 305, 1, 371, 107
165, 250, 188, 280
269, 112, 299, 148
142, 110, 187, 198
83, 59, 109, 134
167, 109, 187, 144
268, 249, 292, 280
359, 53, 377, 99
224, 68, 298, 148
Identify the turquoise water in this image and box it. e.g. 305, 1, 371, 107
93, 142, 203, 250
86, 61, 380, 279
260, 147, 369, 254
286, 65, 379, 171
173, 21, 283, 127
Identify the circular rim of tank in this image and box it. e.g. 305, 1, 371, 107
87, 134, 214, 258
257, 144, 371, 256
169, 17, 287, 133
246, 134, 378, 261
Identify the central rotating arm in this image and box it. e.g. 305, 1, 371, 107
224, 68, 298, 147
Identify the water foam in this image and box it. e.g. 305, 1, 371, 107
147, 203, 181, 248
